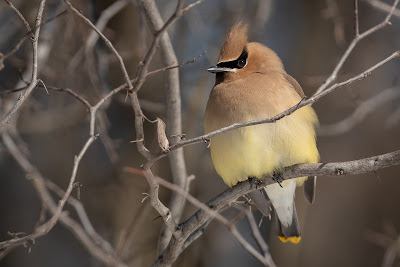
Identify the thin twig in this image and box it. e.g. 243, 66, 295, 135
0, 0, 47, 128
164, 52, 400, 152
133, 0, 205, 94
1, 133, 127, 266
44, 180, 115, 254
382, 235, 400, 267
3, 0, 32, 33
63, 0, 133, 90
155, 150, 400, 266
146, 51, 206, 76
153, 176, 273, 266
318, 87, 400, 136
85, 0, 130, 52
313, 0, 399, 96
354, 0, 360, 37
246, 208, 276, 267
0, 9, 68, 72
137, 0, 192, 253
366, 0, 400, 17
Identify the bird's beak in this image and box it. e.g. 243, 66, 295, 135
207, 66, 236, 73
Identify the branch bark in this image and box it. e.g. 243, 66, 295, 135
318, 87, 400, 136
313, 0, 399, 95
1, 133, 127, 266
164, 51, 400, 152
138, 0, 189, 253
154, 150, 400, 266
0, 0, 47, 128
366, 0, 400, 17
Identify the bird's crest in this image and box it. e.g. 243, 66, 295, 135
218, 23, 248, 63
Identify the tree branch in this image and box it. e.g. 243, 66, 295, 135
0, 0, 47, 128
155, 150, 400, 266
366, 0, 400, 17
152, 176, 275, 266
165, 51, 400, 152
313, 0, 399, 95
137, 0, 190, 253
318, 87, 400, 136
1, 132, 127, 266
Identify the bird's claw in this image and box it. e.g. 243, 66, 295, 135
248, 176, 262, 189
272, 172, 283, 188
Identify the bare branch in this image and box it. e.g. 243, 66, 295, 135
318, 87, 400, 136
142, 169, 179, 235
1, 0, 398, 266
154, 175, 229, 224
155, 149, 400, 265
354, 0, 360, 37
146, 51, 206, 76
313, 0, 399, 95
152, 176, 274, 266
137, 0, 192, 253
386, 106, 400, 128
0, 8, 68, 70
44, 180, 115, 254
3, 0, 32, 33
246, 209, 276, 267
63, 0, 133, 90
1, 133, 127, 266
165, 51, 400, 152
366, 0, 400, 17
322, 0, 346, 46
382, 235, 400, 267
0, 0, 47, 128
85, 0, 130, 52
45, 86, 92, 108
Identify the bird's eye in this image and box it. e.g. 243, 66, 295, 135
237, 59, 246, 68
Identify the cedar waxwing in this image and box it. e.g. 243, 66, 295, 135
204, 23, 319, 244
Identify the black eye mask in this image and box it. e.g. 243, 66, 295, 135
217, 49, 248, 69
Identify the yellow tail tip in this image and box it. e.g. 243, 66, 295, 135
278, 236, 301, 244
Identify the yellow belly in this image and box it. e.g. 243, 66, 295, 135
206, 106, 319, 187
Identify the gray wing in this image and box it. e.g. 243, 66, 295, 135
304, 176, 317, 204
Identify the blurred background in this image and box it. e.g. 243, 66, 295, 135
0, 0, 400, 266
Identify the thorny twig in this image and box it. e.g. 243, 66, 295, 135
1, 133, 127, 266
1, 0, 400, 266
153, 175, 275, 266
154, 150, 400, 266
0, 0, 46, 128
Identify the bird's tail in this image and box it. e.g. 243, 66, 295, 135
274, 202, 301, 244
264, 180, 301, 244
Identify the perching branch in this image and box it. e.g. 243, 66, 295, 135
154, 150, 400, 266
165, 51, 400, 152
158, 0, 399, 154
1, 0, 399, 266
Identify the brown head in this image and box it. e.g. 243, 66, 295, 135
208, 23, 285, 83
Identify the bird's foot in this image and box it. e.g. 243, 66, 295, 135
248, 176, 261, 189
272, 172, 283, 188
